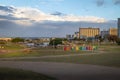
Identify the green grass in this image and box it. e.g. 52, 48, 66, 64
5, 43, 24, 50
0, 67, 56, 80
0, 43, 119, 58
0, 43, 120, 67
0, 46, 93, 58
0, 50, 92, 58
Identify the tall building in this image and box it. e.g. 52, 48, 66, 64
109, 28, 118, 36
66, 34, 72, 39
101, 30, 109, 38
118, 18, 120, 38
74, 32, 80, 39
79, 27, 100, 38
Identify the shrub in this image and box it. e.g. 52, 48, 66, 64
116, 38, 120, 45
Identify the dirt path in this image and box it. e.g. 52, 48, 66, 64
0, 61, 120, 80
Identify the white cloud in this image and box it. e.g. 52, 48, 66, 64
0, 10, 10, 16
12, 7, 106, 23
61, 15, 106, 23
13, 7, 45, 20
13, 20, 33, 26
0, 5, 116, 37
0, 5, 106, 26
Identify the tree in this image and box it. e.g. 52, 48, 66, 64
11, 37, 24, 43
107, 35, 118, 43
87, 37, 93, 44
116, 38, 120, 45
95, 35, 104, 44
49, 38, 62, 48
0, 41, 6, 47
73, 37, 78, 40
95, 35, 99, 40
63, 38, 68, 41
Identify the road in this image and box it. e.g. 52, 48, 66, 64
0, 61, 120, 80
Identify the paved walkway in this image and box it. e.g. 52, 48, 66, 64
0, 61, 120, 80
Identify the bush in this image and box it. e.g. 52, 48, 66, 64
49, 38, 62, 48
11, 37, 24, 43
0, 41, 6, 47
116, 38, 120, 45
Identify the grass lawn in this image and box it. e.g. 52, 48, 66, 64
0, 67, 56, 80
0, 43, 94, 58
5, 42, 24, 50
0, 44, 119, 58
0, 43, 120, 67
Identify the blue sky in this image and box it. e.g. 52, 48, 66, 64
0, 0, 120, 20
0, 0, 120, 37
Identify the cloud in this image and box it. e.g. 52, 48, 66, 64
12, 7, 106, 23
51, 11, 65, 16
0, 5, 15, 12
114, 0, 120, 5
0, 5, 106, 24
0, 5, 116, 37
0, 19, 117, 37
96, 0, 105, 6
95, 0, 120, 6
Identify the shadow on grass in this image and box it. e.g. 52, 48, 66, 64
0, 67, 57, 80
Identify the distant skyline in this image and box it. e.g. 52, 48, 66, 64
0, 0, 120, 37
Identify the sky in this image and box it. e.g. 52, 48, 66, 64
0, 0, 120, 37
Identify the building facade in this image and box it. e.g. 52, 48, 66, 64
74, 32, 80, 39
101, 30, 109, 38
79, 27, 100, 38
118, 18, 120, 38
109, 28, 118, 36
66, 34, 72, 39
